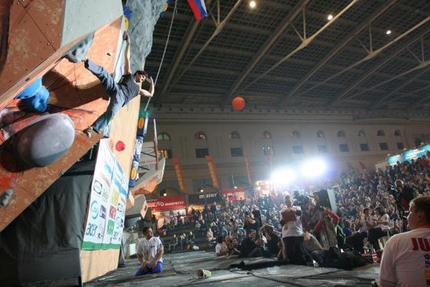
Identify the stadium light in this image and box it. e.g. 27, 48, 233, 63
300, 158, 327, 178
270, 169, 297, 185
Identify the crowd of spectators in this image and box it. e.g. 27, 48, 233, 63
218, 156, 430, 263
166, 155, 430, 269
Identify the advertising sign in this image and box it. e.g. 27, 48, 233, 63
147, 196, 186, 210
387, 144, 430, 166
205, 155, 220, 189
221, 188, 245, 201
172, 157, 186, 192
188, 191, 221, 205
82, 140, 128, 250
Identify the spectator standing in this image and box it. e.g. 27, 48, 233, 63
280, 194, 306, 265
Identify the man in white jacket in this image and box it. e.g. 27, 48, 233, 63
376, 195, 430, 287
135, 227, 164, 276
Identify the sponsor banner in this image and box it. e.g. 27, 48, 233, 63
147, 196, 186, 210
188, 191, 221, 205
129, 136, 143, 187
221, 188, 246, 201
129, 112, 149, 187
243, 150, 252, 185
82, 139, 128, 250
205, 155, 220, 189
172, 157, 186, 192
387, 144, 430, 166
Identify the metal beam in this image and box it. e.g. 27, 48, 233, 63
278, 0, 396, 106
219, 0, 310, 106
326, 26, 430, 108
297, 17, 430, 100
371, 67, 430, 109
165, 0, 244, 92
327, 38, 423, 107
408, 92, 430, 111
154, 0, 213, 104
409, 83, 430, 94
347, 60, 430, 102
237, 0, 360, 96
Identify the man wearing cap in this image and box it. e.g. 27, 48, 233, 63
83, 31, 154, 138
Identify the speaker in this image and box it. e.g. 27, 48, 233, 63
315, 189, 337, 214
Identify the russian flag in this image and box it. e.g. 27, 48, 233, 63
187, 0, 207, 20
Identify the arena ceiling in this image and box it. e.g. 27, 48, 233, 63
145, 0, 430, 113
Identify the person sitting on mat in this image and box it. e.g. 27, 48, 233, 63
135, 226, 164, 276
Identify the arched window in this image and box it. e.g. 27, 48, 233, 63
194, 131, 207, 140
229, 131, 241, 139
157, 132, 171, 141
291, 131, 300, 138
263, 131, 272, 139
415, 138, 424, 147
377, 130, 385, 136
394, 130, 401, 137
316, 130, 325, 138
358, 130, 366, 137
337, 130, 345, 138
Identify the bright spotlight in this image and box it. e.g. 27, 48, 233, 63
301, 159, 327, 178
271, 169, 297, 185
386, 30, 392, 35
249, 1, 256, 9
327, 14, 333, 21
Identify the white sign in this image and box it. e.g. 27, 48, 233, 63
82, 139, 128, 250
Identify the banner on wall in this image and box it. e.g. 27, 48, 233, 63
172, 157, 186, 192
188, 191, 221, 205
82, 140, 128, 250
222, 188, 246, 201
205, 155, 220, 189
147, 196, 186, 210
129, 112, 149, 187
387, 144, 430, 166
243, 150, 252, 185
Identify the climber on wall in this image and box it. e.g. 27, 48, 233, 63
83, 31, 154, 138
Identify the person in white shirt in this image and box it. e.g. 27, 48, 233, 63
280, 194, 306, 265
215, 235, 228, 256
376, 195, 430, 287
135, 227, 164, 276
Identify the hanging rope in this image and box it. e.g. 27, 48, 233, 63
143, 0, 178, 112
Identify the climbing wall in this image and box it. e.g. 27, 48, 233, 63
0, 0, 125, 232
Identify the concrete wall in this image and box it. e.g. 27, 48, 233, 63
147, 107, 430, 194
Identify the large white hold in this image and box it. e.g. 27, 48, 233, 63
15, 114, 75, 167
